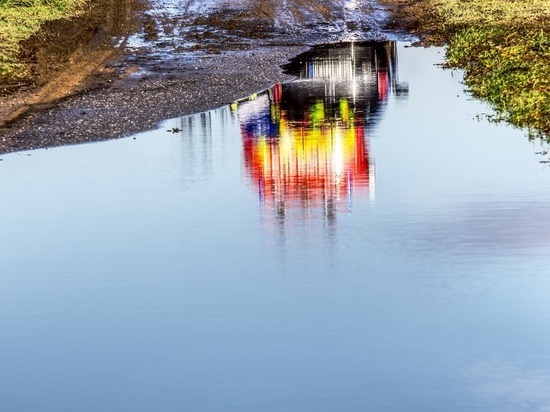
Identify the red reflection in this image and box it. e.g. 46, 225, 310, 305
240, 91, 373, 213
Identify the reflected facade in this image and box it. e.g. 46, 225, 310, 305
237, 41, 407, 224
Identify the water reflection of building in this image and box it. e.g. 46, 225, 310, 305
238, 41, 407, 227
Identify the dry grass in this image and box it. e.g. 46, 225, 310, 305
432, 0, 549, 28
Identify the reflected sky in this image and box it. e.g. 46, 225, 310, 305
2, 43, 550, 412
469, 360, 550, 411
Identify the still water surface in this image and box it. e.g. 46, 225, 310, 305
2, 43, 550, 411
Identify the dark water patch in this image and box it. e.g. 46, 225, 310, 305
281, 41, 408, 119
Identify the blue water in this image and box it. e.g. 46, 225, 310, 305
2, 43, 550, 411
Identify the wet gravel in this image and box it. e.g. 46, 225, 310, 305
0, 0, 410, 154
0, 48, 304, 153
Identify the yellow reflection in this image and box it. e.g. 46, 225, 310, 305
241, 93, 371, 215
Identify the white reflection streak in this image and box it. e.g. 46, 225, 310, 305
351, 41, 357, 104
369, 160, 376, 203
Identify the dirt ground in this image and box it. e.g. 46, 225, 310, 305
378, 0, 437, 32
0, 0, 141, 123
0, 0, 417, 154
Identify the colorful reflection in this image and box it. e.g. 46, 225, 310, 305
237, 41, 406, 223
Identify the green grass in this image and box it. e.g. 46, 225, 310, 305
0, 0, 88, 82
431, 0, 550, 137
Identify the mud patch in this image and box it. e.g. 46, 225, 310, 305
0, 0, 140, 124
377, 0, 441, 40
18, 1, 137, 87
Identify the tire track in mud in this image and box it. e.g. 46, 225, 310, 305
0, 0, 140, 127
129, 0, 389, 60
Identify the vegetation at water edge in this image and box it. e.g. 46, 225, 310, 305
432, 0, 550, 138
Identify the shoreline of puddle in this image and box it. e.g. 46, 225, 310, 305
0, 0, 418, 155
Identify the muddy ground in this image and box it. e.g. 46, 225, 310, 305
0, 0, 418, 154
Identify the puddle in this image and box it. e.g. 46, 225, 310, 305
2, 42, 550, 411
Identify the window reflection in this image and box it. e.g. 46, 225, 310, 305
237, 41, 407, 226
